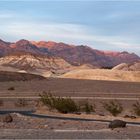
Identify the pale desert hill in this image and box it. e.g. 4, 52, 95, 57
0, 53, 73, 77
60, 69, 140, 82
0, 53, 98, 77
112, 61, 140, 71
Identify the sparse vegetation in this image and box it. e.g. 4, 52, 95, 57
40, 92, 78, 113
133, 102, 140, 116
8, 86, 15, 91
15, 99, 27, 107
82, 102, 95, 114
40, 92, 95, 114
102, 100, 123, 116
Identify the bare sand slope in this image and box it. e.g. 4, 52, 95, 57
112, 61, 140, 71
60, 69, 140, 82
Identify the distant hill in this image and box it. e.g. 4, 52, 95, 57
0, 71, 46, 81
0, 53, 72, 77
60, 69, 140, 82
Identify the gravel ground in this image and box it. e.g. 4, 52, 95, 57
0, 113, 140, 139
0, 113, 107, 129
0, 129, 140, 139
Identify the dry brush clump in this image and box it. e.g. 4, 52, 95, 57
40, 92, 78, 113
15, 99, 28, 107
102, 100, 123, 116
133, 101, 140, 116
40, 92, 94, 114
81, 101, 95, 114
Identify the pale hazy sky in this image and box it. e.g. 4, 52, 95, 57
0, 1, 140, 55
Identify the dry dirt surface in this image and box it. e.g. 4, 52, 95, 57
0, 113, 140, 139
0, 78, 140, 139
0, 78, 140, 95
0, 78, 140, 115
60, 69, 140, 82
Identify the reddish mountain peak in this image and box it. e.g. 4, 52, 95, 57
9, 39, 42, 55
103, 51, 120, 56
31, 41, 57, 48
58, 42, 75, 47
10, 39, 31, 48
32, 40, 75, 49
39, 41, 57, 48
16, 39, 31, 46
0, 39, 11, 47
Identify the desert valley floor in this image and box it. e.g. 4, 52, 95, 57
0, 78, 140, 139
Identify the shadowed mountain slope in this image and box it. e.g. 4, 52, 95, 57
0, 71, 46, 81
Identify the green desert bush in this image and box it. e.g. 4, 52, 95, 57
82, 102, 95, 114
40, 92, 78, 113
102, 100, 123, 116
133, 102, 140, 116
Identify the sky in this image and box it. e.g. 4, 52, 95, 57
0, 0, 140, 55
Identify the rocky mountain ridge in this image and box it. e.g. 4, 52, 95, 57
0, 39, 139, 71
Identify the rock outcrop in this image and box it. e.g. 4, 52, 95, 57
109, 120, 126, 129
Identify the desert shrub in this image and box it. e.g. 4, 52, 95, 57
8, 87, 15, 91
55, 97, 78, 113
102, 100, 123, 116
82, 102, 95, 114
40, 92, 78, 113
15, 99, 27, 107
133, 102, 140, 116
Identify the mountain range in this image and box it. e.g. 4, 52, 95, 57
0, 38, 140, 81
0, 39, 139, 68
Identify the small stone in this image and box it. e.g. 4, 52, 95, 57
2, 114, 13, 123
